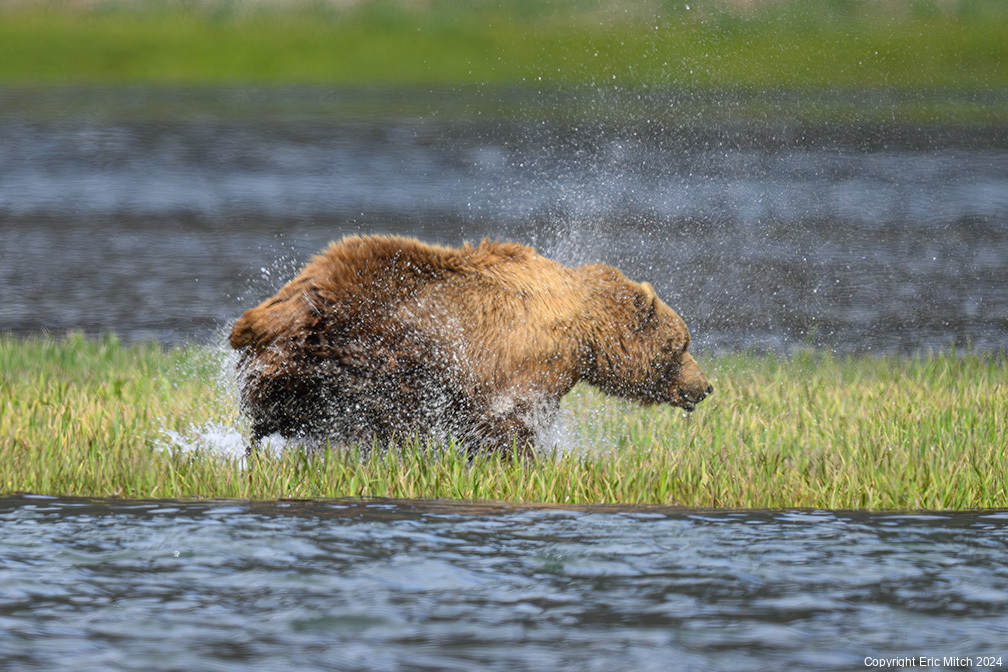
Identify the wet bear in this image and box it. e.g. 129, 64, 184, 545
230, 235, 712, 454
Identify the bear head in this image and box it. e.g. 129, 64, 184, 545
578, 265, 712, 412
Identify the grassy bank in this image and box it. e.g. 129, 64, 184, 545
2, 333, 1005, 509
0, 0, 1005, 89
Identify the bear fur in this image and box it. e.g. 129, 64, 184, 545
230, 234, 712, 454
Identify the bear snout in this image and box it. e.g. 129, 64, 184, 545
674, 353, 713, 411
677, 381, 713, 408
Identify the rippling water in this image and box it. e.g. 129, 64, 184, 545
1, 86, 1006, 351
2, 495, 1008, 671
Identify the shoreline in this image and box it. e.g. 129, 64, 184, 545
2, 82, 1007, 126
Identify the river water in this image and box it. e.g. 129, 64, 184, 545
1, 86, 1006, 352
2, 495, 1008, 672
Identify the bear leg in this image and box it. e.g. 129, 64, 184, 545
463, 412, 537, 460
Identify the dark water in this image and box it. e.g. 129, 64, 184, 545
2, 495, 1008, 671
1, 86, 1006, 352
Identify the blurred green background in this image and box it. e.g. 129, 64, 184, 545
1, 0, 1005, 89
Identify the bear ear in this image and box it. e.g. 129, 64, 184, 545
632, 282, 658, 332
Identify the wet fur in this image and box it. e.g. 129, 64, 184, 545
230, 235, 711, 454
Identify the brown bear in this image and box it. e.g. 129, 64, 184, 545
230, 234, 712, 454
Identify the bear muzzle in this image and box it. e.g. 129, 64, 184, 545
676, 382, 713, 412
672, 353, 713, 412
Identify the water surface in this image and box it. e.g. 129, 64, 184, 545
2, 495, 1007, 671
1, 86, 1005, 352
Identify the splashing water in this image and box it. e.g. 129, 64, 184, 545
160, 421, 253, 463
154, 323, 304, 465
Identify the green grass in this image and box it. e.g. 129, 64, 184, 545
2, 333, 1006, 509
0, 0, 1005, 89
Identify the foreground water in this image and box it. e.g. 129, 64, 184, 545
1, 86, 1006, 352
2, 495, 1007, 671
